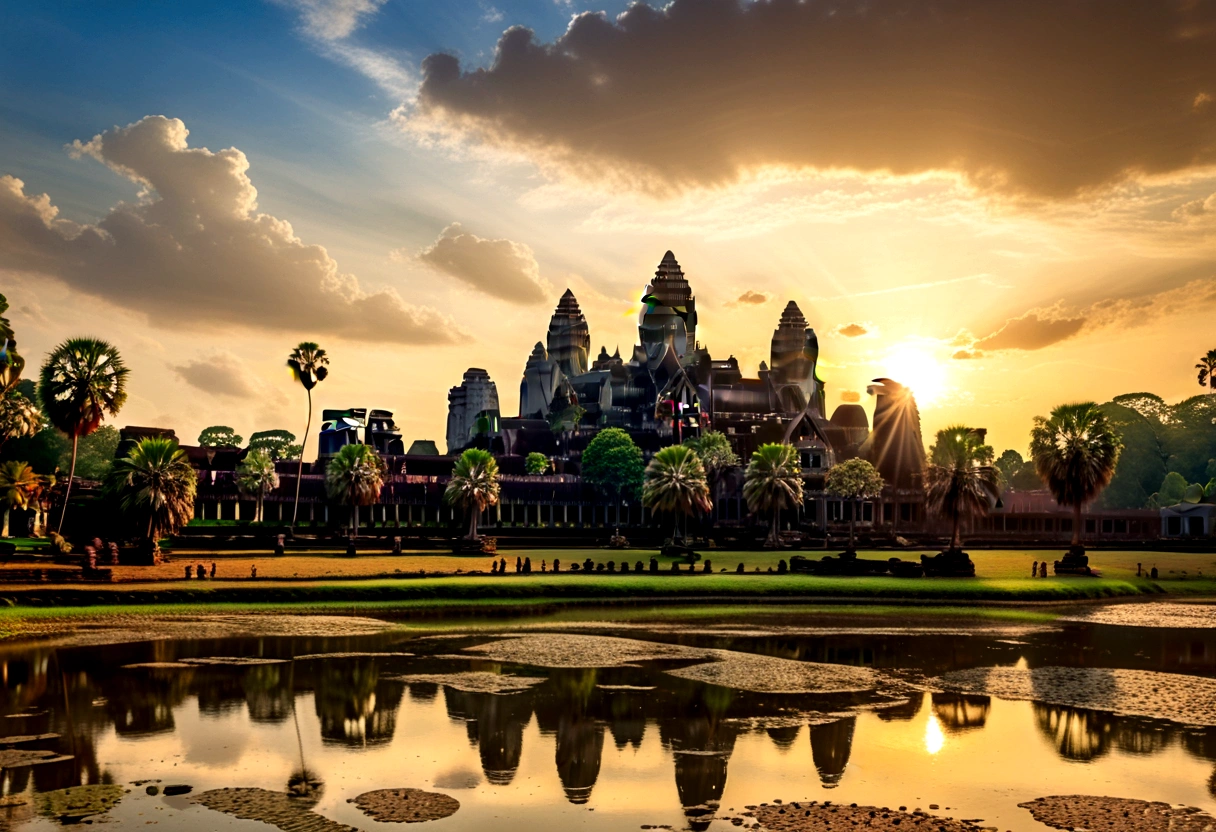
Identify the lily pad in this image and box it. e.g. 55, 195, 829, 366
749, 800, 982, 831
390, 672, 542, 694
665, 651, 877, 694
36, 784, 123, 823
457, 634, 711, 668
1019, 795, 1216, 831
350, 788, 460, 823
192, 787, 356, 832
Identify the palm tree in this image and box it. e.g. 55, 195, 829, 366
237, 448, 280, 523
643, 444, 712, 543
1029, 402, 1123, 552
38, 338, 129, 533
685, 430, 739, 509
924, 426, 1000, 552
324, 443, 385, 535
287, 342, 329, 530
824, 458, 885, 553
105, 437, 197, 548
0, 461, 40, 537
444, 448, 500, 540
743, 443, 803, 548
0, 392, 42, 452
1198, 350, 1216, 394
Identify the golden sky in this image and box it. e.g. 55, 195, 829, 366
3, 0, 1216, 455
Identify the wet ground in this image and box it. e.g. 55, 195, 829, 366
1, 603, 1214, 831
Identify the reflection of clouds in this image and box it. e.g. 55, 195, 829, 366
177, 709, 250, 768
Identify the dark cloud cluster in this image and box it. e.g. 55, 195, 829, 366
0, 116, 459, 344
412, 0, 1216, 196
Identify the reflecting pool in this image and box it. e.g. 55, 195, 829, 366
1, 605, 1214, 831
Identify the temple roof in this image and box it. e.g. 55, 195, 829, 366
777, 300, 808, 329
654, 250, 685, 281
553, 288, 583, 317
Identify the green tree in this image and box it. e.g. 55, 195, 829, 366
238, 448, 280, 522
105, 437, 196, 546
287, 342, 329, 529
60, 424, 119, 481
1197, 349, 1216, 394
38, 338, 129, 533
1095, 402, 1167, 509
642, 444, 711, 542
581, 428, 645, 501
684, 430, 739, 502
198, 425, 243, 448
823, 457, 885, 552
1148, 471, 1189, 508
0, 294, 26, 395
248, 430, 297, 459
444, 448, 500, 540
925, 426, 1000, 551
994, 450, 1024, 487
1029, 402, 1123, 550
743, 443, 803, 548
0, 460, 40, 537
324, 443, 384, 534
1110, 392, 1171, 424
525, 452, 551, 475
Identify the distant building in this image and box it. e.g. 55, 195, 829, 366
406, 439, 440, 456
319, 408, 404, 456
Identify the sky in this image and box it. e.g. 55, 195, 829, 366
2, 0, 1216, 456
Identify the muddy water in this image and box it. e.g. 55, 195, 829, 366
0, 606, 1214, 831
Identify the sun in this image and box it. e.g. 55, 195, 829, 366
880, 343, 948, 407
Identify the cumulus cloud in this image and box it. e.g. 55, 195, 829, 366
952, 349, 984, 360
836, 323, 869, 338
416, 222, 551, 305
173, 352, 268, 400
408, 0, 1216, 197
1174, 193, 1216, 220
0, 116, 457, 344
839, 390, 861, 404
728, 289, 771, 306
973, 311, 1087, 352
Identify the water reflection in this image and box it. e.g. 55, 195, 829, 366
0, 617, 1213, 828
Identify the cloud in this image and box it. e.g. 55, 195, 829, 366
173, 352, 265, 399
728, 289, 771, 306
408, 0, 1216, 198
835, 323, 869, 338
973, 310, 1087, 352
416, 223, 551, 305
951, 349, 984, 360
271, 0, 385, 41
0, 116, 458, 344
839, 390, 861, 404
1174, 193, 1216, 220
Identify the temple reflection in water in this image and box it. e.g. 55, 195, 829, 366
2, 621, 1216, 819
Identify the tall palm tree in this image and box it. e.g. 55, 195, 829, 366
105, 437, 197, 547
1197, 349, 1216, 394
643, 444, 712, 543
1029, 402, 1123, 551
325, 443, 385, 535
38, 338, 129, 533
444, 448, 500, 540
823, 458, 885, 553
743, 443, 803, 548
237, 448, 280, 523
924, 426, 1000, 552
287, 342, 329, 529
0, 461, 40, 538
685, 430, 739, 508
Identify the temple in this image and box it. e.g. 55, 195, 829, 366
437, 250, 924, 526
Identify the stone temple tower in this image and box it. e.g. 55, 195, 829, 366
769, 300, 824, 416
638, 251, 697, 359
547, 289, 591, 379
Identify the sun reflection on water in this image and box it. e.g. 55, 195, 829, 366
924, 713, 945, 755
